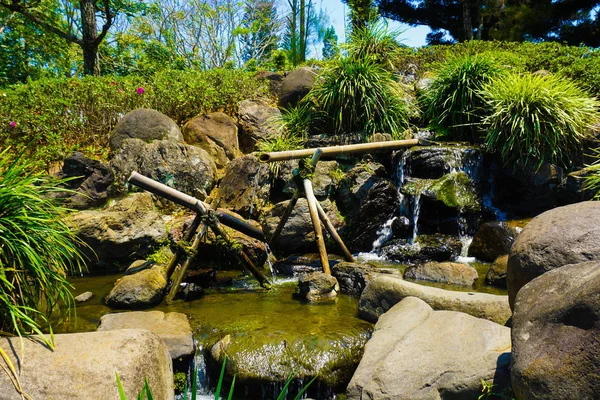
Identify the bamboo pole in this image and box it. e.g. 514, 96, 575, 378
258, 138, 426, 163
315, 201, 354, 262
165, 212, 203, 281
268, 149, 324, 245
303, 178, 330, 275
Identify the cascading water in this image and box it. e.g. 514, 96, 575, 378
264, 243, 276, 279
177, 345, 213, 400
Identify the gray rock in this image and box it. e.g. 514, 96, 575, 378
348, 179, 401, 253
54, 152, 114, 209
0, 329, 173, 400
486, 255, 508, 287
237, 98, 281, 153
105, 266, 167, 308
262, 198, 345, 254
273, 253, 343, 276
277, 160, 340, 198
182, 112, 240, 168
359, 275, 511, 325
557, 168, 596, 205
110, 138, 216, 199
404, 262, 478, 286
381, 234, 463, 264
511, 261, 600, 400
347, 297, 511, 400
68, 193, 168, 271
468, 222, 518, 262
98, 311, 194, 360
507, 201, 600, 309
73, 291, 93, 303
212, 155, 271, 219
336, 161, 386, 220
332, 262, 402, 298
110, 108, 183, 152
278, 67, 318, 109
294, 272, 339, 302
402, 145, 483, 180
255, 70, 284, 96
124, 259, 154, 275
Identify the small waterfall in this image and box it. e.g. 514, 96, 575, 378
410, 194, 422, 244
456, 213, 475, 263
178, 345, 213, 400
265, 244, 276, 279
372, 217, 397, 249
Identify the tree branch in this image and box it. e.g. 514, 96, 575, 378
94, 0, 113, 45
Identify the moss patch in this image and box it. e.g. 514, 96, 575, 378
401, 172, 480, 212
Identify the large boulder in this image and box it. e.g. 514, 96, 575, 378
262, 198, 345, 254
347, 297, 511, 400
255, 70, 284, 96
507, 201, 600, 309
468, 221, 518, 262
278, 67, 318, 109
404, 262, 478, 286
511, 261, 600, 400
348, 179, 401, 252
401, 145, 483, 180
336, 160, 386, 220
68, 193, 168, 271
110, 139, 216, 198
381, 234, 463, 264
237, 99, 281, 153
332, 262, 402, 298
359, 275, 511, 325
182, 112, 240, 168
104, 265, 167, 308
98, 311, 194, 360
0, 330, 173, 400
54, 152, 114, 209
109, 108, 183, 152
211, 155, 271, 219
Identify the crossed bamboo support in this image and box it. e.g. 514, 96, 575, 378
268, 150, 354, 275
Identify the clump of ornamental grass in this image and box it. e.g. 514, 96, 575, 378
482, 73, 600, 169
306, 57, 412, 139
0, 148, 85, 341
344, 21, 403, 71
422, 54, 505, 141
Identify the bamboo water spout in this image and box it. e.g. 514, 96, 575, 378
128, 171, 265, 241
258, 138, 432, 163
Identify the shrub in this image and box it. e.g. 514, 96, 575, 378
421, 54, 505, 141
0, 149, 85, 340
306, 57, 412, 139
0, 69, 269, 170
482, 73, 600, 169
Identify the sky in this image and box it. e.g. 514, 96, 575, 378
318, 0, 430, 48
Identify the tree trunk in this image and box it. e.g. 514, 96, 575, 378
462, 0, 473, 41
299, 0, 306, 63
80, 0, 99, 75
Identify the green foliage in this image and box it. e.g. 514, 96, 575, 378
345, 0, 379, 31
306, 57, 412, 139
322, 26, 339, 60
583, 153, 600, 200
478, 379, 516, 400
0, 148, 85, 341
482, 72, 600, 169
0, 69, 269, 169
421, 54, 505, 141
344, 21, 402, 70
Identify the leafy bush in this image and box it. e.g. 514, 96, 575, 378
0, 69, 269, 169
421, 54, 505, 141
482, 73, 600, 169
0, 149, 85, 340
306, 57, 412, 139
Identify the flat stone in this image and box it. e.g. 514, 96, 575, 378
404, 261, 478, 286
0, 330, 173, 400
359, 275, 511, 325
98, 311, 194, 359
74, 291, 93, 303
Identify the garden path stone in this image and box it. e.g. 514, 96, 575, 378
0, 329, 173, 400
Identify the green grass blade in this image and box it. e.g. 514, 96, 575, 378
227, 374, 236, 400
293, 376, 317, 400
214, 356, 227, 400
115, 372, 127, 400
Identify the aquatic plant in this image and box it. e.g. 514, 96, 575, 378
422, 54, 504, 142
0, 148, 85, 340
482, 72, 600, 169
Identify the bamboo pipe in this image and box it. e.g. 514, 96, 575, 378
128, 171, 265, 241
165, 212, 203, 281
258, 138, 427, 163
303, 178, 330, 275
315, 201, 354, 262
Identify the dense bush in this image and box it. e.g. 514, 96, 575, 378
393, 41, 600, 97
307, 57, 412, 139
421, 54, 504, 141
482, 73, 600, 169
0, 69, 269, 169
0, 149, 85, 340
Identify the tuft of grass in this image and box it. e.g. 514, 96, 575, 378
0, 147, 85, 342
307, 57, 413, 139
422, 54, 505, 142
482, 73, 600, 169
344, 21, 403, 70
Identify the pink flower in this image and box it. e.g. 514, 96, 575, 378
9, 121, 16, 128
136, 87, 145, 95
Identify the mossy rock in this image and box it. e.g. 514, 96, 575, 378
401, 172, 481, 212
